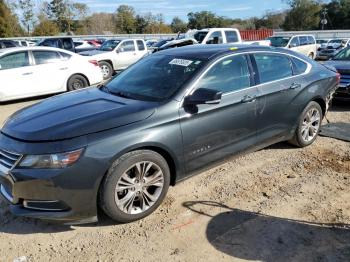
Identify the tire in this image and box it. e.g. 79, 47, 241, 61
100, 150, 170, 223
289, 101, 323, 148
67, 75, 88, 91
99, 61, 113, 80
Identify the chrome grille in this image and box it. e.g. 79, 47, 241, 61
0, 149, 22, 172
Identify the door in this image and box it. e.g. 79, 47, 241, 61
0, 51, 33, 101
252, 52, 305, 143
115, 40, 138, 69
289, 36, 300, 51
31, 50, 69, 94
179, 54, 258, 172
205, 31, 224, 44
136, 40, 147, 57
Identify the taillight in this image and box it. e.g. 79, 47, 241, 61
89, 60, 99, 67
336, 72, 341, 84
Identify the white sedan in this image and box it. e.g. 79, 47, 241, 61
0, 46, 103, 102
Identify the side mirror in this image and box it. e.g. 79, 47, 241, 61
184, 88, 222, 106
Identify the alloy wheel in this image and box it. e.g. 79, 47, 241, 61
100, 65, 110, 78
301, 108, 321, 142
115, 161, 164, 215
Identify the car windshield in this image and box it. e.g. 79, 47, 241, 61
104, 54, 206, 101
193, 31, 208, 43
333, 47, 350, 60
99, 40, 121, 51
268, 37, 291, 47
329, 39, 343, 44
153, 40, 171, 48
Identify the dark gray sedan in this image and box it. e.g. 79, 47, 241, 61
0, 45, 338, 224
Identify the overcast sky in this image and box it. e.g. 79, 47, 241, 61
82, 0, 288, 22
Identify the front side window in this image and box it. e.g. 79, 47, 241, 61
137, 40, 145, 51
289, 37, 299, 47
119, 41, 136, 52
59, 52, 72, 61
206, 31, 223, 44
225, 31, 239, 43
196, 55, 251, 93
105, 55, 205, 101
254, 53, 293, 84
307, 36, 315, 45
269, 37, 291, 47
0, 52, 30, 70
33, 51, 61, 65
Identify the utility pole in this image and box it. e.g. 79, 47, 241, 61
321, 8, 328, 30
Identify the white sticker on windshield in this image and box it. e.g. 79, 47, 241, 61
169, 59, 193, 67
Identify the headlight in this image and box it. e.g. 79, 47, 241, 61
18, 149, 84, 169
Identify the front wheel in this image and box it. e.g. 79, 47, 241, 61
289, 101, 323, 147
100, 150, 170, 223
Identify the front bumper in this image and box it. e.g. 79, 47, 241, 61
0, 134, 108, 225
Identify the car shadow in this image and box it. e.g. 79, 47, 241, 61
0, 94, 54, 106
183, 201, 350, 262
330, 100, 350, 112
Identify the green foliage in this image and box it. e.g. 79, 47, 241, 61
283, 0, 322, 30
32, 18, 59, 36
324, 0, 350, 29
170, 17, 188, 33
0, 0, 24, 37
114, 5, 136, 33
17, 0, 35, 34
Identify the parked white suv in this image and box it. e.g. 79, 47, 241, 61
268, 35, 317, 59
80, 39, 148, 79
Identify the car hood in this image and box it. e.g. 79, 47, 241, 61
324, 60, 350, 71
79, 49, 110, 56
1, 88, 157, 142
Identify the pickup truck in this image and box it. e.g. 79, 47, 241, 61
155, 28, 270, 52
80, 39, 148, 79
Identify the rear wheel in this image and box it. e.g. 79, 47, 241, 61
100, 150, 170, 223
67, 75, 88, 91
289, 101, 323, 147
99, 61, 113, 80
308, 53, 314, 59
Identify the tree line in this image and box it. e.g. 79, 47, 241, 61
1, 0, 350, 38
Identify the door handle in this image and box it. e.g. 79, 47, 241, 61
290, 83, 301, 89
59, 67, 68, 70
241, 95, 256, 103
22, 72, 33, 76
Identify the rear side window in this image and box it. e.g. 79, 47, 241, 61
206, 31, 223, 44
291, 57, 308, 75
254, 53, 293, 84
137, 40, 145, 51
299, 36, 308, 46
59, 52, 72, 61
196, 55, 251, 93
307, 36, 315, 45
0, 52, 30, 70
33, 51, 61, 65
225, 31, 239, 43
119, 40, 136, 52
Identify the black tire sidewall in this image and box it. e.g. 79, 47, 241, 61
100, 150, 170, 223
295, 101, 323, 147
68, 75, 88, 91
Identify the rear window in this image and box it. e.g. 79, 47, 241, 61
254, 53, 293, 84
137, 40, 145, 51
225, 31, 239, 43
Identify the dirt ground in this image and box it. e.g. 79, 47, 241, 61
0, 97, 349, 262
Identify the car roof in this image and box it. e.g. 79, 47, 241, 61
0, 46, 76, 55
155, 44, 285, 60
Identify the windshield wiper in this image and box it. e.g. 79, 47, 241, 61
110, 90, 136, 100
